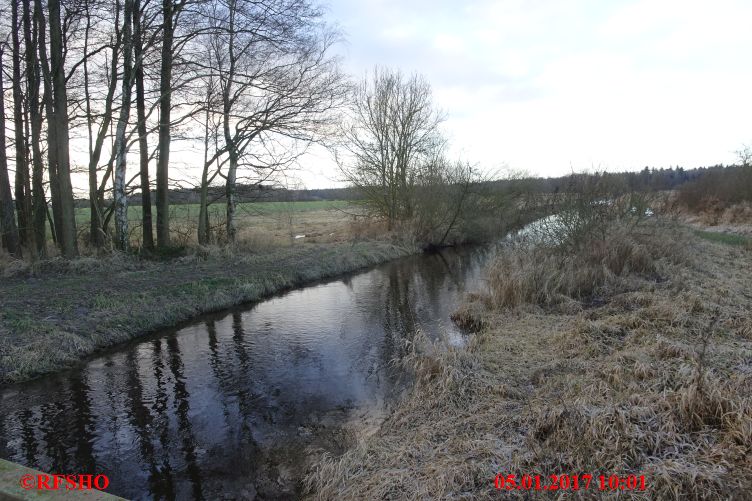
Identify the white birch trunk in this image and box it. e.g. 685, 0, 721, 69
113, 0, 134, 251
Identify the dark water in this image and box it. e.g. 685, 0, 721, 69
0, 245, 495, 500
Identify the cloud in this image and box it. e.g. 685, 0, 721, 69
298, 0, 752, 187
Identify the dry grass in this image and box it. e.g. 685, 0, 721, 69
305, 225, 752, 500
486, 222, 686, 309
679, 201, 752, 227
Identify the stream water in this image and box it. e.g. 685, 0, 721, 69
0, 245, 498, 500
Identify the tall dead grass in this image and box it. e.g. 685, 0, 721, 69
515, 295, 752, 500
306, 222, 752, 500
486, 223, 686, 309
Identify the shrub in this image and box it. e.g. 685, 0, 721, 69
486, 173, 682, 309
676, 165, 752, 217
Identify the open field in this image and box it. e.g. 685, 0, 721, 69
73, 199, 353, 225
0, 240, 415, 385
307, 226, 752, 499
12, 200, 362, 249
67, 200, 361, 248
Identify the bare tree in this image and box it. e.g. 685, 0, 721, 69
411, 158, 483, 247
204, 0, 344, 242
34, 0, 62, 245
82, 0, 122, 248
735, 144, 752, 201
23, 0, 47, 257
197, 61, 224, 245
735, 144, 752, 167
156, 0, 182, 249
133, 0, 154, 250
11, 0, 34, 252
2, 0, 345, 255
338, 68, 444, 230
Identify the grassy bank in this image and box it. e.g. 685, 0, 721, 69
694, 229, 752, 247
0, 240, 416, 385
306, 225, 752, 499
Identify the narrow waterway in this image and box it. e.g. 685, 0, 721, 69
0, 245, 497, 500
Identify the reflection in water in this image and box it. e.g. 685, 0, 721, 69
0, 245, 495, 500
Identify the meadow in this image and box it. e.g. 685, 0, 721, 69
68, 199, 361, 248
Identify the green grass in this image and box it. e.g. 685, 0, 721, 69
694, 229, 751, 246
73, 200, 352, 226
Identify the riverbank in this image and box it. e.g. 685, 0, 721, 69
306, 226, 752, 499
0, 240, 416, 385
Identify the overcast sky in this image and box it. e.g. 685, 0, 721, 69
299, 0, 752, 187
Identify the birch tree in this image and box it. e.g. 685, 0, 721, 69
113, 0, 135, 251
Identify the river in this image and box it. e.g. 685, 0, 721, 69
0, 244, 497, 500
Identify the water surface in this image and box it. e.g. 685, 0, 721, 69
0, 245, 495, 499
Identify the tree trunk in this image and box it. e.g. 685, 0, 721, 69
133, 0, 153, 251
198, 95, 212, 245
113, 0, 135, 252
45, 124, 62, 246
24, 0, 47, 258
223, 2, 237, 243
85, 2, 122, 248
223, 95, 238, 243
198, 177, 210, 244
83, 0, 103, 248
11, 0, 34, 253
0, 49, 22, 258
225, 150, 238, 243
48, 0, 78, 257
156, 0, 173, 248
36, 0, 62, 246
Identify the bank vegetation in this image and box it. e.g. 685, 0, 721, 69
307, 177, 752, 500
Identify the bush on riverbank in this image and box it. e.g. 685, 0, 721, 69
486, 222, 686, 309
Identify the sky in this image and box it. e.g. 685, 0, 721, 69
298, 0, 752, 188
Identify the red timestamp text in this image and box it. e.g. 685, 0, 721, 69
494, 473, 647, 492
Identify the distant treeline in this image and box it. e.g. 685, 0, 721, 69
78, 164, 747, 209
675, 164, 752, 211
76, 185, 365, 208
499, 165, 707, 194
